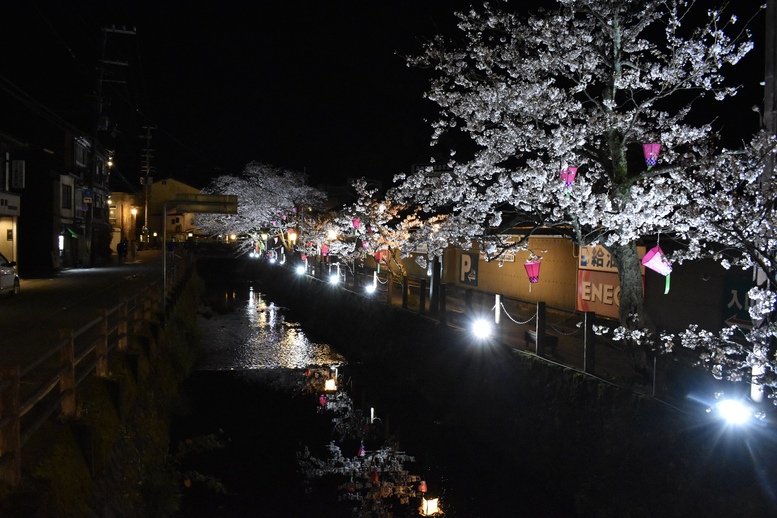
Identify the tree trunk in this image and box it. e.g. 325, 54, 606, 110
609, 241, 650, 377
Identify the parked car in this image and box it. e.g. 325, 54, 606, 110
0, 252, 19, 295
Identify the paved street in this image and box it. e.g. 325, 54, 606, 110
0, 250, 169, 368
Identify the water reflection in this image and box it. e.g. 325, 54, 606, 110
197, 284, 346, 370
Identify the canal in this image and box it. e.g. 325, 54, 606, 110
170, 278, 570, 517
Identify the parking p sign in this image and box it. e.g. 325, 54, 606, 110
460, 252, 478, 286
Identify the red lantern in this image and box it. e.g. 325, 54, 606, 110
369, 468, 379, 484
319, 394, 327, 406
524, 261, 541, 283
418, 480, 428, 493
643, 143, 661, 168
560, 167, 578, 186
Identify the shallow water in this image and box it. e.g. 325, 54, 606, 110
173, 281, 568, 517
196, 284, 347, 371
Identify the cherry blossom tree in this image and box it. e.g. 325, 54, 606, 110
667, 133, 777, 402
391, 0, 757, 363
196, 162, 326, 253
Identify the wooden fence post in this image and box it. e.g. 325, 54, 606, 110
536, 302, 547, 357
119, 299, 129, 352
59, 329, 76, 418
584, 311, 596, 374
0, 366, 21, 486
419, 279, 427, 315
439, 284, 447, 323
97, 309, 108, 377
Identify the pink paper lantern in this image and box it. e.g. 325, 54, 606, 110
560, 167, 578, 186
321, 244, 329, 256
524, 261, 541, 283
352, 218, 360, 229
358, 444, 366, 457
643, 143, 661, 168
642, 244, 672, 294
641, 245, 671, 276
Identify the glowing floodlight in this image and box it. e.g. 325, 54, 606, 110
472, 318, 492, 339
365, 271, 378, 294
715, 399, 752, 425
295, 265, 306, 275
420, 497, 441, 516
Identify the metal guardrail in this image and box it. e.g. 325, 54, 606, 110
0, 260, 194, 486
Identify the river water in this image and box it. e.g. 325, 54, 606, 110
171, 280, 568, 517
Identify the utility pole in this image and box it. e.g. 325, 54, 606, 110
139, 125, 155, 247
753, 3, 777, 403
762, 1, 777, 190
87, 26, 135, 265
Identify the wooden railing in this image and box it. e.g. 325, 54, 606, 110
0, 280, 164, 486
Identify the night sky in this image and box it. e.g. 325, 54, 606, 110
0, 0, 766, 191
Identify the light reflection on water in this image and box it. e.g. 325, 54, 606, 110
197, 285, 346, 370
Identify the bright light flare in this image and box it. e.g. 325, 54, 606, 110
329, 274, 340, 284
472, 318, 492, 339
714, 399, 752, 425
365, 284, 376, 294
295, 265, 306, 275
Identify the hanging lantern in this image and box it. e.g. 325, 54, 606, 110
358, 443, 366, 457
369, 468, 379, 484
321, 244, 329, 257
524, 261, 541, 283
287, 229, 297, 244
560, 167, 578, 186
352, 218, 360, 229
324, 378, 337, 391
420, 497, 441, 516
643, 143, 661, 169
319, 394, 327, 406
641, 244, 672, 294
418, 480, 428, 493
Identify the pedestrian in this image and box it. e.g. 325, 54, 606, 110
130, 240, 138, 262
167, 240, 175, 258
117, 238, 128, 264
